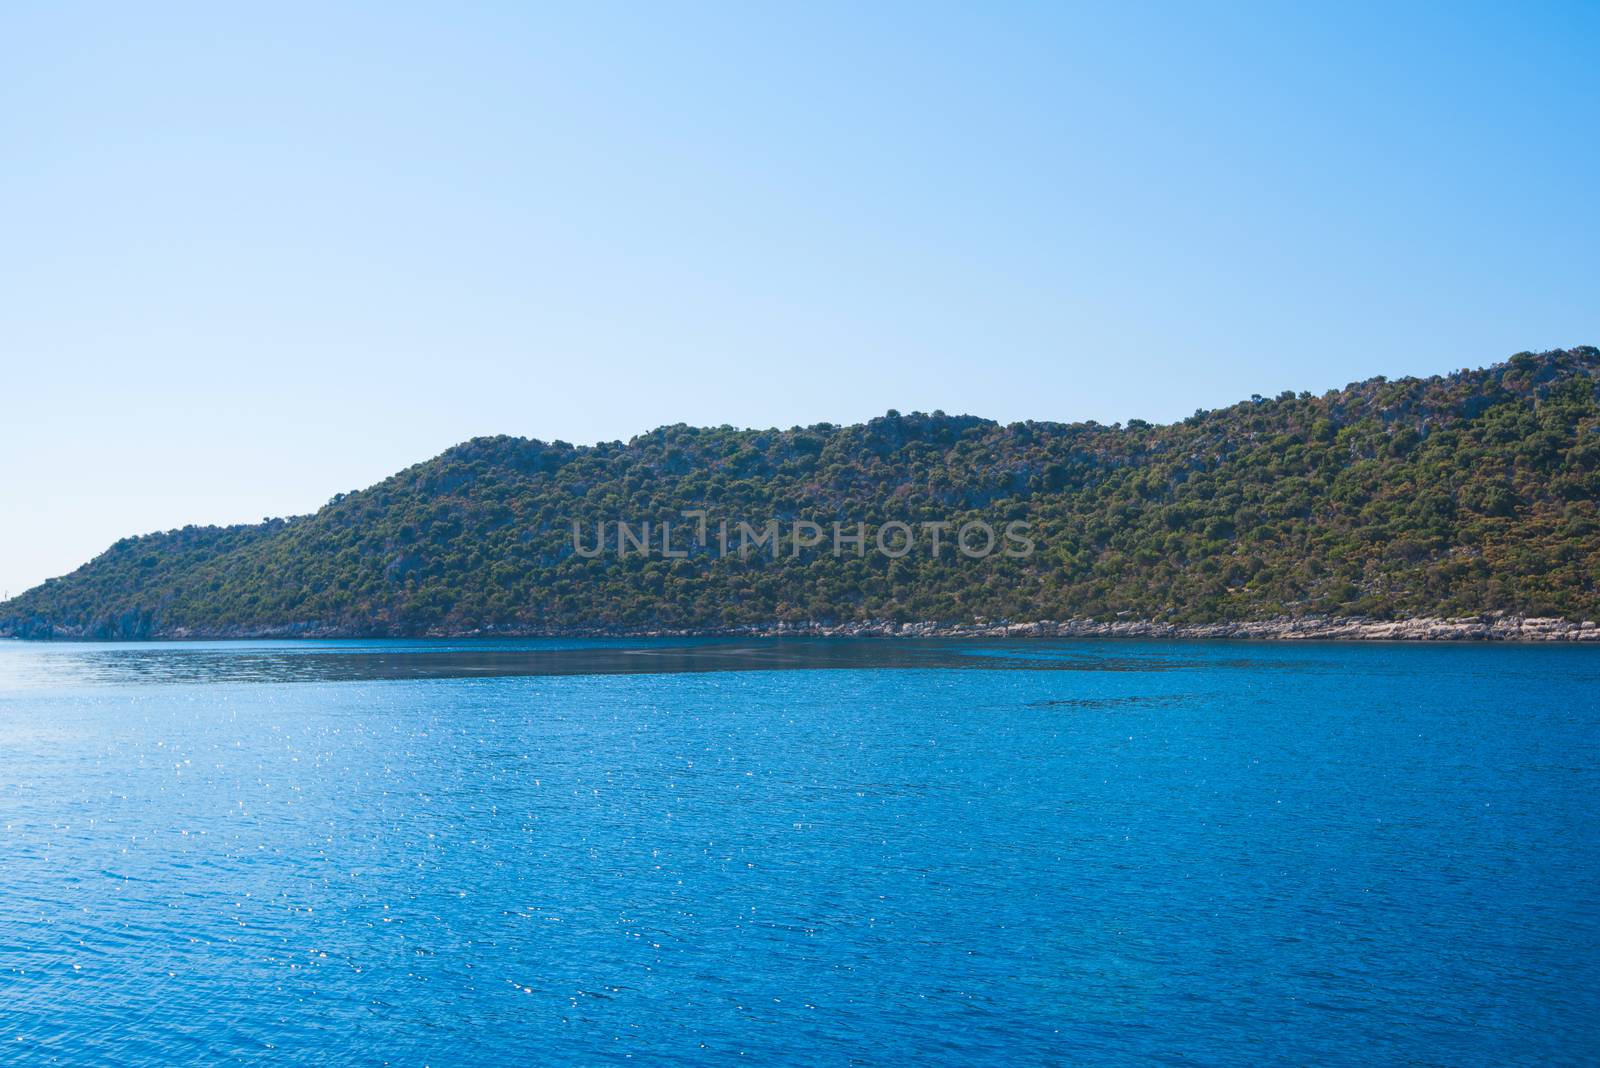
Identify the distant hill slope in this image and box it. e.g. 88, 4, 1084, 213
4, 348, 1598, 639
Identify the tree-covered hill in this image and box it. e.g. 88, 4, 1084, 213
4, 348, 1598, 639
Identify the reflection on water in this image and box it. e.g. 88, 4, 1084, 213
0, 636, 1295, 689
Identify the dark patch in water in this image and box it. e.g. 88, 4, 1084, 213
1026, 693, 1198, 710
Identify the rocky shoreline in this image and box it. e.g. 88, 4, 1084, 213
698, 615, 1600, 641
12, 613, 1599, 642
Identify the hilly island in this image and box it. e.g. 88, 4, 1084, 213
5, 347, 1599, 642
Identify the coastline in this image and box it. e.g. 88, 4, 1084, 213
728, 615, 1600, 641
7, 614, 1600, 642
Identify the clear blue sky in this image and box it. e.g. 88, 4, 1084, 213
2, 2, 1595, 597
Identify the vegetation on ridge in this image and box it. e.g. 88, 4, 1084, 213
4, 348, 1599, 639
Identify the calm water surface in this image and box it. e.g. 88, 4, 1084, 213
0, 638, 1596, 1065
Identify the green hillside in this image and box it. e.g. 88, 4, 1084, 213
4, 348, 1598, 639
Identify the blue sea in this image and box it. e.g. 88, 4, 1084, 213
0, 638, 1595, 1066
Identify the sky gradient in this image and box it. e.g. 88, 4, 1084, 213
2, 1, 1596, 597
